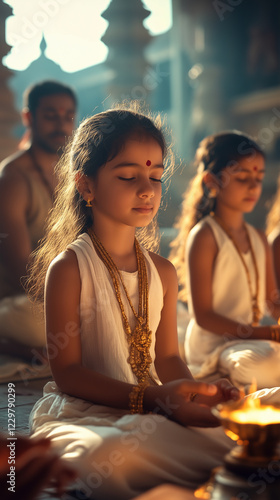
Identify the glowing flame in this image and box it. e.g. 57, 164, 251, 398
219, 379, 280, 426
223, 403, 280, 425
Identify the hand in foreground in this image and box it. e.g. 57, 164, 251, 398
0, 435, 77, 500
135, 484, 195, 499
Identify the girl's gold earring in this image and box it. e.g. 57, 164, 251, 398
86, 199, 92, 207
208, 187, 217, 199
208, 187, 217, 216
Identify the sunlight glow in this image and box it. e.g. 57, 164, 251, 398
4, 0, 172, 73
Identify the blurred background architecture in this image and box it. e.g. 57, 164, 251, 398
1, 0, 280, 253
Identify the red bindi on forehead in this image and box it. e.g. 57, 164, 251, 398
253, 165, 258, 171
146, 160, 151, 166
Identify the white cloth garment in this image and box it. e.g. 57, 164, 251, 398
30, 234, 280, 499
185, 215, 280, 388
0, 294, 45, 346
66, 234, 162, 385
0, 296, 50, 384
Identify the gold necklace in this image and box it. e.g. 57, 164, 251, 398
213, 215, 261, 325
88, 229, 154, 384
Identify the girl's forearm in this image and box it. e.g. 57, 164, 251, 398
196, 311, 249, 340
53, 358, 194, 410
53, 364, 135, 409
155, 355, 194, 384
195, 311, 275, 341
53, 363, 179, 414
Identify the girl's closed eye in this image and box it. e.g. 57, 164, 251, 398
118, 176, 135, 181
235, 175, 264, 184
150, 177, 163, 183
235, 177, 248, 183
239, 178, 264, 183
118, 176, 163, 183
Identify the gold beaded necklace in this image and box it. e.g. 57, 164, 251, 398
88, 228, 154, 385
213, 215, 261, 325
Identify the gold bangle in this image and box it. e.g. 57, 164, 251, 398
129, 382, 149, 414
271, 327, 280, 343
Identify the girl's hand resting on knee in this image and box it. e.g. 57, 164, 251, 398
144, 379, 240, 428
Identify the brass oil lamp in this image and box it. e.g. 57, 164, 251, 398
195, 396, 280, 500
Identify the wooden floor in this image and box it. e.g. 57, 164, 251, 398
0, 376, 48, 435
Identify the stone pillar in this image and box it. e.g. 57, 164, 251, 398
101, 0, 151, 105
179, 0, 232, 153
169, 0, 191, 160
0, 1, 20, 161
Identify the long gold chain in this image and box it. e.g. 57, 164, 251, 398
88, 229, 153, 384
213, 215, 261, 325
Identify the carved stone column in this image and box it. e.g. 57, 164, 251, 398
101, 0, 151, 104
179, 0, 232, 153
0, 1, 20, 161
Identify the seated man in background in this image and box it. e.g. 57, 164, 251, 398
0, 80, 77, 363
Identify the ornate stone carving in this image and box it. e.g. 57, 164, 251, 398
0, 1, 20, 161
101, 0, 151, 103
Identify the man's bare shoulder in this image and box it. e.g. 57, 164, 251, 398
0, 150, 32, 203
0, 150, 31, 177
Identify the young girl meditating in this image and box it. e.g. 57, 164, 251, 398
266, 173, 280, 290
28, 108, 244, 499
170, 131, 280, 390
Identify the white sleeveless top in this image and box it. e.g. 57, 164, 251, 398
185, 216, 266, 367
68, 233, 164, 384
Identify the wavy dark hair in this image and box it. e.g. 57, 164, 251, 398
27, 102, 174, 308
169, 130, 265, 302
